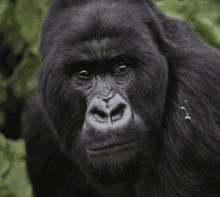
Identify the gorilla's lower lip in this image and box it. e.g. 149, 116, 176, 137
86, 139, 139, 153
86, 140, 140, 164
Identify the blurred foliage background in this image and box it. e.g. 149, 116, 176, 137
0, 0, 219, 196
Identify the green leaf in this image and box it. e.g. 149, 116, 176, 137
0, 182, 17, 197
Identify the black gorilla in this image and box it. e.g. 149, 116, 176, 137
22, 0, 220, 196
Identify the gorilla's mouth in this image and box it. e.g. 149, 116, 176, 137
87, 139, 138, 152
86, 139, 139, 161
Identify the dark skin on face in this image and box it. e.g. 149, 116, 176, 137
23, 0, 220, 196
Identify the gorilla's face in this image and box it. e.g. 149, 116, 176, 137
80, 61, 143, 164
38, 0, 168, 186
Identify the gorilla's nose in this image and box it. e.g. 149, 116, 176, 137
91, 103, 126, 123
85, 92, 133, 131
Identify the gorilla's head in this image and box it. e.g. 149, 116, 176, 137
38, 0, 168, 187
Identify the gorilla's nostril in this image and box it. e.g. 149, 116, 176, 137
111, 104, 126, 122
92, 109, 108, 123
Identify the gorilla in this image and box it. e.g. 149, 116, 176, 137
22, 0, 220, 196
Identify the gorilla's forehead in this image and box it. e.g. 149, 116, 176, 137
69, 38, 132, 61
55, 36, 149, 67
54, 26, 153, 64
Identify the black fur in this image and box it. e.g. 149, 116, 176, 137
22, 0, 220, 196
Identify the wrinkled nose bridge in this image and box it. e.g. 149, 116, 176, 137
100, 86, 110, 97
98, 87, 113, 100
97, 75, 112, 98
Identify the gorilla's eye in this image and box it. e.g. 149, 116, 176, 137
77, 69, 91, 78
114, 65, 128, 75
